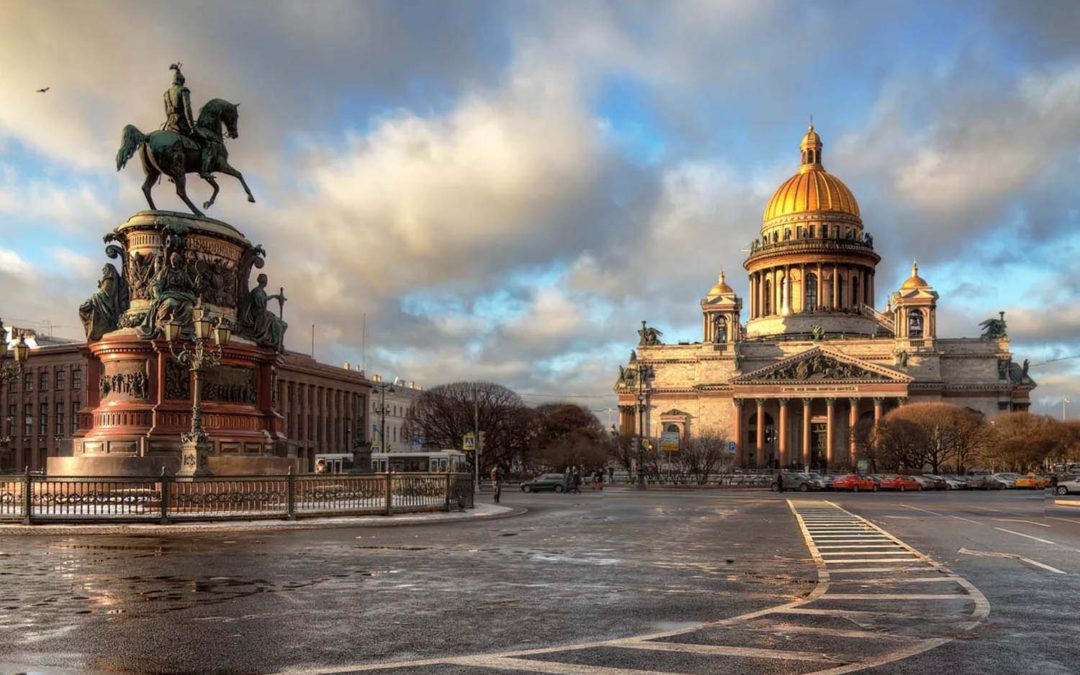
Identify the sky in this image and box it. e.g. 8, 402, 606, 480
0, 0, 1077, 419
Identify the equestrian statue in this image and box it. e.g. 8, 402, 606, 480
116, 63, 255, 217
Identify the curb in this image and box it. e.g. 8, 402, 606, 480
0, 505, 527, 536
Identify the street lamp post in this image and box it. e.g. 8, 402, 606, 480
1064, 397, 1071, 422
371, 374, 397, 453
0, 319, 31, 472
635, 360, 650, 491
163, 302, 231, 478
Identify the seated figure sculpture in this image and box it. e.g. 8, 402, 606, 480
238, 273, 288, 351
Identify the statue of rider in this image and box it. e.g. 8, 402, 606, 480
163, 63, 212, 180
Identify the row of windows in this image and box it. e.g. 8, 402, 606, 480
372, 401, 409, 417
6, 401, 79, 437
764, 223, 868, 245
19, 368, 82, 393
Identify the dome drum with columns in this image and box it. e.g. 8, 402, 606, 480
616, 125, 1034, 472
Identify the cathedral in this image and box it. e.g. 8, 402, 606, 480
615, 125, 1035, 471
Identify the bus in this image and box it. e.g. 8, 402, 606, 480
372, 450, 467, 473
314, 453, 356, 474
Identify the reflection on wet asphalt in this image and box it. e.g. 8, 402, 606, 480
0, 492, 814, 673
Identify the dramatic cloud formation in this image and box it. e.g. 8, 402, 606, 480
1, 0, 1077, 415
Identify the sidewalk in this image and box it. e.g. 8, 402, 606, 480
0, 503, 524, 536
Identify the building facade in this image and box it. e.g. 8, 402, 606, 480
0, 326, 371, 473
615, 126, 1035, 471
369, 376, 424, 453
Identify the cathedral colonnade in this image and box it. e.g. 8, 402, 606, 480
731, 395, 904, 471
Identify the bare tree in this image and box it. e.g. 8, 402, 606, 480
677, 431, 730, 484
983, 412, 1072, 472
402, 381, 536, 475
885, 403, 988, 474
870, 417, 928, 472
532, 403, 607, 472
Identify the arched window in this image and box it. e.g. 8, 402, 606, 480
764, 280, 772, 315
851, 276, 860, 310
909, 309, 924, 338
805, 273, 818, 311
713, 315, 727, 343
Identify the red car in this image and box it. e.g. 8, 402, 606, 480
877, 475, 922, 492
832, 474, 877, 492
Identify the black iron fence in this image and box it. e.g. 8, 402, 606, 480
0, 470, 474, 524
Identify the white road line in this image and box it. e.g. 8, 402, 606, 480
958, 547, 1067, 574
616, 640, 839, 662
1047, 516, 1080, 526
819, 551, 915, 557
993, 527, 1056, 545
900, 504, 981, 524
777, 607, 900, 617
816, 544, 903, 549
993, 518, 1050, 528
827, 566, 936, 574
448, 656, 670, 674
822, 593, 970, 601
747, 623, 911, 640
831, 576, 961, 584
825, 558, 926, 564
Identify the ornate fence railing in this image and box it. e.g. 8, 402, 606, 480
0, 470, 474, 524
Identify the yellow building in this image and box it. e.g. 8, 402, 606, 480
615, 126, 1035, 471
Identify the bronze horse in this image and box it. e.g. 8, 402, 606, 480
116, 98, 254, 217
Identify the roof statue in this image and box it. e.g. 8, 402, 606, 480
979, 312, 1008, 340
116, 63, 255, 217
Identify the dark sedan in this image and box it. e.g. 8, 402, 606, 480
521, 474, 567, 493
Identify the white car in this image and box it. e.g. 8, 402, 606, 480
1055, 476, 1080, 495
992, 472, 1021, 488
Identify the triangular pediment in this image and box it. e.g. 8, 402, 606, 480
660, 408, 689, 417
734, 347, 912, 384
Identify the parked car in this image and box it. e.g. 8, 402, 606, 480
1015, 474, 1051, 490
878, 475, 922, 491
832, 474, 877, 492
1055, 476, 1080, 495
779, 473, 825, 492
964, 475, 1006, 490
806, 472, 834, 490
940, 474, 969, 490
920, 475, 949, 490
520, 474, 566, 493
908, 475, 937, 490
992, 472, 1022, 488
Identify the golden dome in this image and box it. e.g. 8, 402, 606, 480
763, 125, 860, 223
707, 270, 734, 296
901, 261, 930, 290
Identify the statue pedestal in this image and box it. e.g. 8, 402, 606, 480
177, 434, 213, 479
60, 211, 289, 478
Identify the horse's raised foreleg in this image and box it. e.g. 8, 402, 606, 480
202, 176, 221, 210
173, 172, 204, 217
219, 161, 256, 203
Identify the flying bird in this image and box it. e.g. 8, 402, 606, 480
36, 87, 50, 93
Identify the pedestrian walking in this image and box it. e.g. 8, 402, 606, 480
774, 472, 784, 493
563, 466, 572, 494
490, 466, 501, 504
572, 468, 582, 494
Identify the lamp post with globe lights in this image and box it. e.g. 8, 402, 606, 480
162, 301, 232, 478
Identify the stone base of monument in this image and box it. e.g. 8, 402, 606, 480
67, 210, 293, 478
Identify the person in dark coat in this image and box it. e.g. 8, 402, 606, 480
775, 472, 785, 493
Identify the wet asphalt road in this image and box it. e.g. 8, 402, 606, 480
0, 488, 1078, 673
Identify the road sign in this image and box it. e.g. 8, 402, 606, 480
857, 459, 870, 472
370, 443, 381, 452
660, 431, 680, 453
463, 433, 476, 452
728, 441, 737, 451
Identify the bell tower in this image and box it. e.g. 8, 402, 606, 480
891, 261, 938, 341
701, 271, 742, 345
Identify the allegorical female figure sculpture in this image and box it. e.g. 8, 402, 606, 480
238, 273, 288, 351
79, 264, 129, 340
138, 252, 198, 339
